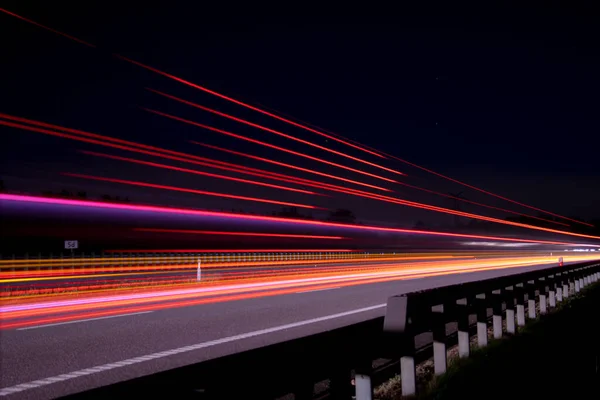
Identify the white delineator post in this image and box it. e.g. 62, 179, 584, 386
456, 298, 470, 357
476, 293, 488, 348
505, 286, 516, 334
539, 292, 547, 314
516, 285, 526, 327
528, 298, 537, 319
431, 304, 447, 375
401, 356, 416, 396
354, 374, 372, 400
506, 308, 516, 334
516, 304, 526, 326
197, 259, 202, 282
492, 290, 503, 339
538, 278, 547, 315
548, 286, 556, 308
556, 286, 563, 302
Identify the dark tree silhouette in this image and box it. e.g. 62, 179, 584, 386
448, 191, 466, 227
328, 208, 356, 223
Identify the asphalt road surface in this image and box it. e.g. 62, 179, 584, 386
0, 259, 588, 399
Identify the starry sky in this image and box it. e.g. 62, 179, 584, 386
1, 2, 599, 227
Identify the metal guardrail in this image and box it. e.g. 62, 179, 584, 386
64, 260, 600, 400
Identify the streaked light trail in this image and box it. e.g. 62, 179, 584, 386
0, 114, 391, 192
2, 194, 599, 244
62, 173, 322, 209
147, 88, 404, 175
133, 228, 345, 239
143, 108, 399, 184
0, 6, 589, 227
80, 150, 321, 196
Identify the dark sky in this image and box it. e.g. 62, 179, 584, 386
1, 2, 599, 227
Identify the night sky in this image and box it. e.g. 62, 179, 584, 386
1, 2, 599, 230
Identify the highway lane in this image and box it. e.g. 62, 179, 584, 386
0, 258, 597, 399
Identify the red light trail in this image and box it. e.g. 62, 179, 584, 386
62, 173, 321, 209
147, 88, 404, 175
2, 194, 599, 243
282, 119, 595, 228
1, 6, 589, 228
133, 228, 345, 239
1, 117, 593, 240
196, 142, 570, 228
143, 108, 399, 184
0, 114, 391, 193
80, 150, 321, 196
0, 7, 95, 47
192, 142, 392, 192
381, 152, 595, 227
392, 180, 571, 227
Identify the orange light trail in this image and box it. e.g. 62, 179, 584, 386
3, 254, 599, 329
1, 256, 468, 279
0, 114, 391, 193
133, 228, 345, 239
143, 108, 399, 184
80, 150, 321, 196
147, 88, 404, 176
62, 173, 321, 209
105, 249, 354, 253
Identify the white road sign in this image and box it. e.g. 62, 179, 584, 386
64, 240, 79, 250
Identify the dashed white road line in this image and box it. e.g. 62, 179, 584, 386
0, 303, 386, 397
16, 311, 154, 331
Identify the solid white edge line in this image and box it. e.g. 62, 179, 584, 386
0, 303, 386, 396
16, 311, 154, 331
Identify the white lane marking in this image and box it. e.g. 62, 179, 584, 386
16, 311, 153, 331
295, 287, 341, 294
0, 303, 386, 396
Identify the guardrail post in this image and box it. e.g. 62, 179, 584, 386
431, 304, 447, 375
538, 277, 548, 315
383, 295, 416, 397
354, 361, 373, 400
527, 280, 537, 319
492, 289, 503, 339
515, 283, 526, 327
556, 273, 564, 302
456, 298, 471, 357
475, 293, 488, 347
575, 271, 581, 293
563, 271, 570, 298
548, 275, 557, 308
505, 286, 516, 334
